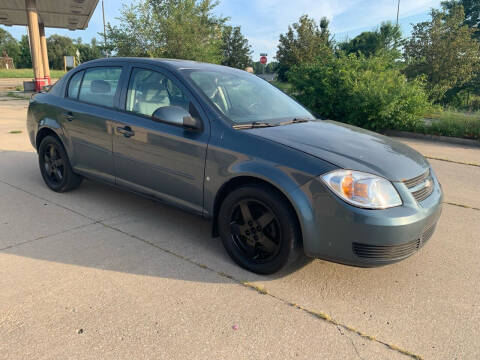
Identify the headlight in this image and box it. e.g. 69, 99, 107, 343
321, 170, 402, 209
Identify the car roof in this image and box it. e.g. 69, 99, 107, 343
78, 57, 242, 73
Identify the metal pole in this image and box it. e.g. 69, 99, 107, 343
396, 0, 401, 26
102, 0, 108, 58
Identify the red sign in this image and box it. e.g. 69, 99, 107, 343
260, 56, 267, 65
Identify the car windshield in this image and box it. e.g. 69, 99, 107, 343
186, 69, 314, 125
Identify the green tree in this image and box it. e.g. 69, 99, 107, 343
0, 28, 20, 67
265, 61, 279, 74
404, 5, 480, 103
106, 0, 228, 63
17, 35, 32, 69
221, 26, 252, 69
276, 15, 333, 81
339, 22, 403, 58
74, 38, 103, 64
442, 1, 480, 106
442, 0, 480, 40
252, 61, 263, 74
47, 35, 76, 69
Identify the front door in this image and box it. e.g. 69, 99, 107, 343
112, 66, 210, 214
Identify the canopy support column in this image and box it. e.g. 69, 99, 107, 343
39, 23, 51, 85
25, 0, 45, 91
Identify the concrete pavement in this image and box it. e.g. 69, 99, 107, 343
1, 99, 479, 359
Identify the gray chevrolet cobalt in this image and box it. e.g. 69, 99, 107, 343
27, 58, 443, 274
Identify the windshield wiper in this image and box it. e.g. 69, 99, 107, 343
278, 118, 311, 126
233, 121, 278, 129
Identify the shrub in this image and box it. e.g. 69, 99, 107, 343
287, 53, 431, 131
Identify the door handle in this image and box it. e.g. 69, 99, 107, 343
64, 112, 74, 121
116, 126, 135, 138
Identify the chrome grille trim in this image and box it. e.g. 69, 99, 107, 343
412, 184, 434, 202
403, 169, 430, 189
403, 169, 434, 203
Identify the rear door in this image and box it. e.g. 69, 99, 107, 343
112, 65, 210, 214
60, 66, 125, 183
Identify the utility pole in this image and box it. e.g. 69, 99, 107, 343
396, 0, 401, 26
102, 0, 108, 58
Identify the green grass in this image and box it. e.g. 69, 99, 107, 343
6, 92, 30, 100
414, 110, 480, 140
0, 68, 67, 79
271, 81, 293, 94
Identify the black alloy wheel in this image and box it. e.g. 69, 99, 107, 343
38, 135, 83, 192
43, 143, 65, 186
218, 184, 302, 274
230, 199, 282, 263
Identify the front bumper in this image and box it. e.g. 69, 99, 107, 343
298, 170, 443, 267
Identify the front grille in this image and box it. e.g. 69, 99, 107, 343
403, 169, 434, 203
353, 239, 421, 259
422, 223, 436, 243
353, 223, 437, 260
403, 170, 430, 189
412, 185, 434, 202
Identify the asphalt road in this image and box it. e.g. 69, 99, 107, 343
1, 99, 479, 359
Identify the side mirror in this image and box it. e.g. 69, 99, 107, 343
40, 85, 52, 93
152, 106, 202, 131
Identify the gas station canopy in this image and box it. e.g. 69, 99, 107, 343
0, 0, 99, 30
0, 0, 100, 91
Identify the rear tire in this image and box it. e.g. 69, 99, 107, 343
218, 184, 302, 274
38, 135, 82, 192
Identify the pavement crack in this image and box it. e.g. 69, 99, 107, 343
426, 156, 479, 168
0, 178, 96, 222
98, 220, 423, 360
0, 222, 98, 252
337, 325, 365, 360
444, 201, 480, 211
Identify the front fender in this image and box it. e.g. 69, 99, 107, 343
205, 157, 317, 249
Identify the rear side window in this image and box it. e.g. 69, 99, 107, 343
78, 67, 122, 108
67, 71, 84, 99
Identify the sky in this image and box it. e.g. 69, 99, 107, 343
1, 0, 442, 63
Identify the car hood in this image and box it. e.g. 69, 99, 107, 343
247, 120, 429, 181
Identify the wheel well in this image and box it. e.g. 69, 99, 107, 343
212, 176, 303, 247
36, 128, 60, 150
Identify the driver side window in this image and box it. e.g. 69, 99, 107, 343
126, 68, 189, 117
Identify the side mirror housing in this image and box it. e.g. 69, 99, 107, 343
152, 106, 202, 131
182, 115, 203, 131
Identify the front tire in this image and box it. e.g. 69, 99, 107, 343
38, 135, 82, 192
218, 184, 302, 274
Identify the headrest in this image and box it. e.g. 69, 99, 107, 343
91, 80, 111, 94
142, 81, 165, 92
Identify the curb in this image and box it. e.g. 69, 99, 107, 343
384, 130, 480, 148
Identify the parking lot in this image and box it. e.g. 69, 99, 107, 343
1, 98, 479, 359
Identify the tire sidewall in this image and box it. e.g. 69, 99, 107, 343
38, 135, 73, 192
218, 185, 299, 274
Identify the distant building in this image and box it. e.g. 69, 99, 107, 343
0, 51, 14, 69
